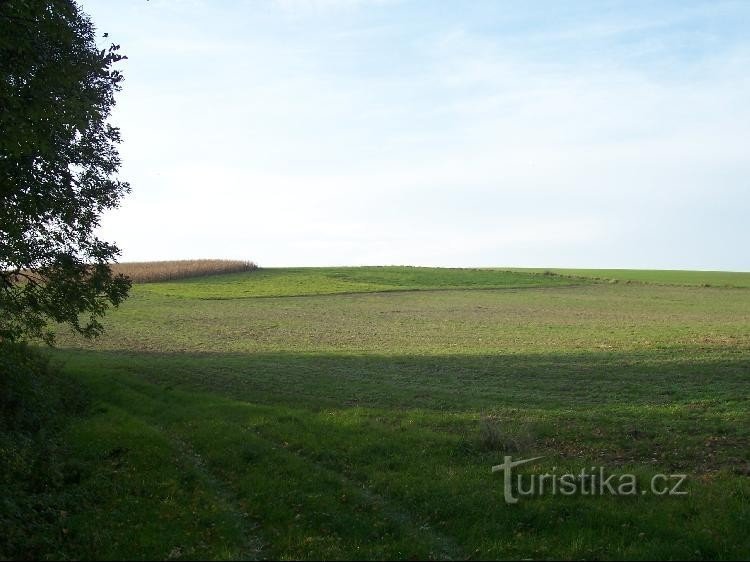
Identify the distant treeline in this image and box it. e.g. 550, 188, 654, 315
111, 260, 257, 283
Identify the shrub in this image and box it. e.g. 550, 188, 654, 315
0, 341, 88, 559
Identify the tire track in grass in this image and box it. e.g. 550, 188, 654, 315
247, 425, 467, 560
164, 431, 265, 560
165, 409, 467, 559
109, 376, 466, 559
341, 471, 466, 561
62, 400, 265, 560
73, 376, 266, 560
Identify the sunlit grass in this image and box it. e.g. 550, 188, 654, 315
138, 266, 582, 299
511, 267, 750, 287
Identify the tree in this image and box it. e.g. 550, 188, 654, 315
0, 0, 131, 344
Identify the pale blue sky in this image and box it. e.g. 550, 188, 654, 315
85, 0, 749, 269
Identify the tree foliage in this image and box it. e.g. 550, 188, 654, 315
0, 0, 131, 344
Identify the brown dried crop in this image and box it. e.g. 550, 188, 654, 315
110, 259, 257, 283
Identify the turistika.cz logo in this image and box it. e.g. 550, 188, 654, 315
492, 456, 688, 504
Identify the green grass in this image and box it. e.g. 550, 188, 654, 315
139, 266, 582, 299
18, 267, 750, 559
513, 268, 750, 288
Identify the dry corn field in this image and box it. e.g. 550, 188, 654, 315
110, 259, 257, 283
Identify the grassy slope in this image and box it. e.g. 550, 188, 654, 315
512, 268, 750, 287
41, 267, 750, 559
139, 266, 582, 299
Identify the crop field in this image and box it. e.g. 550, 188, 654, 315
110, 259, 257, 283
31, 267, 750, 559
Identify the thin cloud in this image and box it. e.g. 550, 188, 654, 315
86, 0, 750, 269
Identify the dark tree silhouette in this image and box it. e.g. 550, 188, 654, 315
0, 0, 131, 344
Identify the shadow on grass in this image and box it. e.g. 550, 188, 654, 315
51, 346, 750, 473
50, 347, 750, 412
17, 346, 750, 560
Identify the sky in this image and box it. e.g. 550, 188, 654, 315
83, 0, 750, 269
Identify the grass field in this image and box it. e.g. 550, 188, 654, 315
23, 267, 750, 559
136, 266, 581, 300
513, 268, 750, 288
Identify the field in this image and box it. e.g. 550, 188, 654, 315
110, 260, 257, 283
25, 267, 750, 559
513, 268, 750, 288
134, 266, 579, 299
